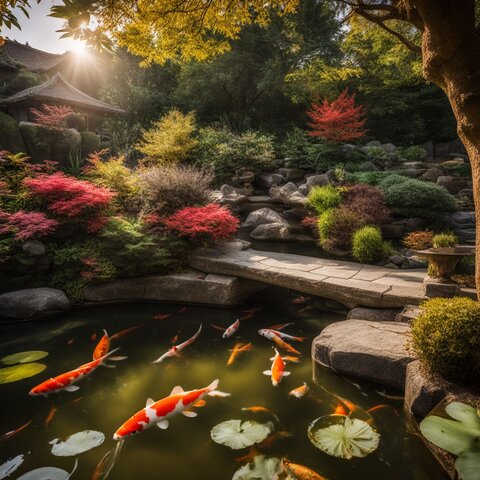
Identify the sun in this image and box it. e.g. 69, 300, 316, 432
69, 40, 88, 56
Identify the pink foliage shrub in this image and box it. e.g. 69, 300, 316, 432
163, 204, 239, 242
0, 210, 58, 241
30, 104, 75, 130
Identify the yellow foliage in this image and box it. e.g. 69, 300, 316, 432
136, 109, 198, 165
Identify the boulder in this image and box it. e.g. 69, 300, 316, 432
381, 143, 397, 154
347, 307, 400, 322
420, 168, 443, 182
238, 171, 255, 183
434, 140, 466, 158
243, 207, 288, 229
436, 176, 469, 195
395, 305, 420, 323
270, 182, 307, 206
366, 140, 381, 147
219, 184, 248, 204
450, 211, 475, 225
22, 240, 46, 256
312, 320, 414, 389
0, 288, 71, 319
277, 168, 305, 181
250, 222, 295, 241
298, 184, 308, 196
283, 207, 308, 220
257, 173, 283, 188
306, 174, 330, 190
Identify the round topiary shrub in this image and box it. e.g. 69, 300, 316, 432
352, 225, 391, 264
308, 185, 341, 215
410, 297, 480, 384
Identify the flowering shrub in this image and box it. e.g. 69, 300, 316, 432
0, 209, 58, 241
30, 104, 75, 130
163, 204, 239, 242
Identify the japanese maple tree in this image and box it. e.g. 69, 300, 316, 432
0, 210, 58, 241
30, 104, 75, 130
307, 89, 367, 143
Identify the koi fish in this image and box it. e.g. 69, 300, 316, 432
67, 339, 74, 345
45, 406, 58, 427
113, 379, 229, 440
263, 328, 306, 342
270, 355, 300, 364
333, 404, 348, 416
223, 319, 240, 339
289, 382, 309, 399
259, 330, 301, 355
298, 305, 314, 314
93, 330, 110, 360
263, 349, 290, 387
29, 349, 125, 397
92, 442, 123, 480
170, 334, 179, 344
152, 324, 202, 364
337, 396, 359, 414
235, 447, 260, 464
110, 324, 143, 341
367, 404, 390, 414
291, 296, 309, 305
154, 314, 171, 321
258, 430, 292, 449
268, 322, 293, 330
227, 343, 252, 366
238, 312, 254, 321
241, 406, 281, 424
91, 333, 97, 341
0, 420, 31, 441
281, 458, 327, 480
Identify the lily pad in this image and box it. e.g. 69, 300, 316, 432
0, 363, 46, 384
211, 420, 274, 450
16, 468, 71, 480
1, 351, 49, 365
51, 430, 105, 457
232, 455, 283, 480
308, 414, 380, 459
0, 454, 25, 479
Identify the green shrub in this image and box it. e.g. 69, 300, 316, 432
365, 146, 389, 162
352, 226, 391, 264
194, 127, 276, 183
80, 131, 101, 159
410, 297, 480, 384
307, 185, 341, 215
400, 145, 428, 162
382, 178, 456, 219
378, 173, 410, 190
432, 232, 458, 248
0, 113, 26, 153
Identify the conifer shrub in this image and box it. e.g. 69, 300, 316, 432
307, 185, 341, 216
400, 145, 428, 162
402, 231, 434, 250
432, 232, 458, 248
352, 226, 391, 264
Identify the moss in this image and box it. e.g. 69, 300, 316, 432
0, 112, 26, 153
80, 131, 101, 159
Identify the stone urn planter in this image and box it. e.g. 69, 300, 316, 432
416, 246, 474, 280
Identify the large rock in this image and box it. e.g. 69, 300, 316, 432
347, 307, 400, 322
243, 208, 288, 229
0, 288, 71, 319
306, 174, 330, 189
277, 168, 305, 181
312, 320, 415, 389
84, 271, 264, 306
269, 182, 307, 206
256, 173, 283, 188
420, 167, 443, 183
219, 184, 248, 204
22, 240, 46, 256
250, 222, 295, 241
436, 175, 469, 194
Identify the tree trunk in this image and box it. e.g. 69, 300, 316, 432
413, 0, 480, 297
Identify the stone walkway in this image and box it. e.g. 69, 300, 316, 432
190, 248, 427, 308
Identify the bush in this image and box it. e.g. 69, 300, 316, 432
163, 204, 239, 244
341, 184, 390, 225
138, 164, 213, 215
432, 232, 458, 248
136, 109, 198, 164
352, 226, 391, 264
0, 209, 58, 241
410, 297, 480, 384
345, 171, 410, 186
80, 131, 101, 159
377, 173, 410, 190
403, 231, 434, 250
400, 145, 428, 162
382, 178, 456, 219
194, 127, 276, 183
0, 112, 26, 153
307, 185, 341, 216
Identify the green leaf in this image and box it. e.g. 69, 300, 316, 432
51, 430, 105, 456
1, 350, 49, 365
210, 420, 273, 450
0, 363, 46, 384
456, 450, 480, 480
446, 402, 480, 429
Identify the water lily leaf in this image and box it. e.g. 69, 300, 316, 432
419, 415, 478, 456
456, 450, 480, 480
308, 415, 380, 459
51, 430, 105, 456
445, 402, 480, 429
1, 351, 49, 365
232, 455, 283, 480
0, 363, 46, 384
211, 420, 274, 450
16, 467, 70, 480
0, 454, 25, 479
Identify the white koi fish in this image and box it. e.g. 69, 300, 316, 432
223, 319, 240, 339
152, 324, 202, 364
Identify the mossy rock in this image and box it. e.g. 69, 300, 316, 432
80, 131, 101, 159
0, 112, 26, 153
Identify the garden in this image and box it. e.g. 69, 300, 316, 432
0, 1, 479, 480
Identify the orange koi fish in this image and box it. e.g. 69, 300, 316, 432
29, 349, 125, 397
269, 334, 301, 355
241, 406, 272, 414
0, 420, 31, 441
93, 330, 110, 360
289, 382, 309, 399
333, 404, 348, 416
45, 406, 58, 427
154, 313, 171, 321
337, 396, 359, 414
152, 324, 202, 364
113, 379, 229, 440
271, 355, 300, 364
281, 458, 327, 480
367, 404, 390, 414
91, 333, 97, 341
110, 324, 143, 341
227, 343, 252, 366
235, 447, 261, 464
263, 349, 290, 387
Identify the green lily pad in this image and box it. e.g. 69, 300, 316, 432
1, 351, 49, 365
456, 450, 480, 480
50, 430, 105, 456
211, 420, 274, 450
0, 454, 25, 480
0, 363, 47, 384
308, 414, 380, 459
232, 455, 283, 480
445, 402, 480, 429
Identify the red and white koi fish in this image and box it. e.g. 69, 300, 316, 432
29, 349, 125, 397
93, 329, 110, 360
152, 324, 202, 364
263, 349, 290, 387
259, 328, 306, 342
289, 382, 309, 399
223, 319, 240, 339
113, 379, 229, 440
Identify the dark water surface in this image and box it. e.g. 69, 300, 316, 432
0, 302, 447, 479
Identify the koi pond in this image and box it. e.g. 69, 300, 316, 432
0, 300, 447, 479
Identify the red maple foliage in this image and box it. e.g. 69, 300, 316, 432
24, 172, 115, 218
0, 210, 58, 241
163, 204, 239, 242
30, 104, 75, 130
307, 89, 367, 142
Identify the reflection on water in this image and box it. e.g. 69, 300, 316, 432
0, 303, 447, 479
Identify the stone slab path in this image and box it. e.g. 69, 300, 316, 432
190, 248, 427, 308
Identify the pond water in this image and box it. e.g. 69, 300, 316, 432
0, 301, 447, 479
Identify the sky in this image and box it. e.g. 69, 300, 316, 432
0, 1, 84, 54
